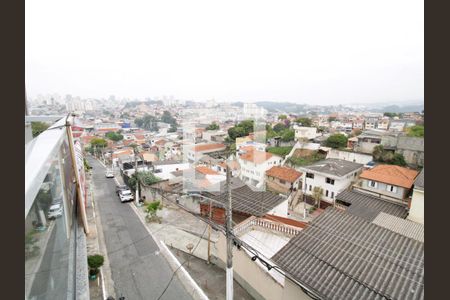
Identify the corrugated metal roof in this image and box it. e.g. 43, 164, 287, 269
203, 184, 286, 217
372, 213, 424, 243
414, 169, 424, 191
300, 158, 363, 177
336, 190, 408, 221
272, 208, 424, 300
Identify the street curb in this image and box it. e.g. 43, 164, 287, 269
90, 177, 116, 299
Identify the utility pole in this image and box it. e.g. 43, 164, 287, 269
207, 199, 212, 264
134, 148, 140, 206
225, 161, 233, 300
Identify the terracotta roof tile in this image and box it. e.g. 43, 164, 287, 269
360, 164, 419, 189
194, 143, 226, 152
196, 166, 220, 175
239, 146, 277, 164
266, 166, 302, 183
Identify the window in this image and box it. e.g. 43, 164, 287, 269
326, 177, 335, 185
331, 192, 334, 199
309, 185, 312, 191
325, 190, 329, 197
306, 173, 314, 179
354, 172, 357, 177
279, 179, 286, 184
368, 180, 378, 188
386, 185, 397, 193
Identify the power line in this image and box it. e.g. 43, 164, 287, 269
156, 223, 208, 300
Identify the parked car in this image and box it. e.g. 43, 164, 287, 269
116, 184, 129, 195
47, 203, 63, 219
118, 190, 134, 203
105, 169, 114, 178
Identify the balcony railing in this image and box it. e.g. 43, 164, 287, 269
234, 216, 302, 238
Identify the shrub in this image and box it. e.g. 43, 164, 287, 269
88, 254, 104, 270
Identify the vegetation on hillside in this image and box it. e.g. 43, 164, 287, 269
266, 146, 293, 158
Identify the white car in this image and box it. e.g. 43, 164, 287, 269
105, 170, 114, 178
47, 203, 63, 219
118, 190, 134, 203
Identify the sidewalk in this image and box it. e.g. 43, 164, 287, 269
170, 248, 254, 300
85, 168, 116, 300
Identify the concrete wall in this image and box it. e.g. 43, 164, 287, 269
215, 232, 312, 300
356, 141, 379, 154
408, 188, 424, 224
294, 126, 318, 141
267, 199, 289, 217
326, 149, 373, 165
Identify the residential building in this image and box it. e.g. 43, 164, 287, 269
354, 129, 388, 154
237, 146, 282, 188
395, 136, 424, 167
299, 158, 363, 206
376, 117, 390, 130
186, 143, 226, 162
271, 207, 424, 300
353, 164, 419, 204
265, 166, 302, 195
151, 160, 190, 180
364, 117, 378, 129
408, 168, 424, 224
293, 125, 320, 141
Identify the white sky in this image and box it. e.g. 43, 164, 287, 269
26, 0, 424, 105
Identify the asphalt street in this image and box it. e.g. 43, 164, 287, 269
88, 157, 192, 300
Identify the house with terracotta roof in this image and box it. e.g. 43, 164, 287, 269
354, 164, 419, 204
265, 166, 302, 195
186, 143, 226, 162
237, 146, 282, 188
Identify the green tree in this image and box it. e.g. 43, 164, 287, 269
391, 153, 407, 166
31, 122, 50, 137
135, 114, 159, 131
407, 125, 424, 137
372, 145, 384, 161
312, 187, 324, 208
295, 117, 312, 127
206, 122, 220, 131
278, 114, 287, 120
328, 116, 337, 123
161, 111, 177, 125
325, 134, 348, 149
105, 131, 124, 141
273, 123, 287, 133
90, 138, 108, 148
383, 112, 397, 118
281, 129, 295, 142
145, 201, 162, 223
168, 124, 177, 133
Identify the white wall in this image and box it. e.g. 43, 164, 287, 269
300, 170, 360, 203
267, 199, 289, 217
239, 155, 282, 187
326, 149, 373, 165
408, 188, 424, 224
294, 126, 319, 141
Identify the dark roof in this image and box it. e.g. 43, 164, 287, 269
152, 160, 183, 166
414, 169, 424, 191
336, 190, 408, 221
272, 208, 424, 300
203, 183, 286, 217
301, 158, 363, 177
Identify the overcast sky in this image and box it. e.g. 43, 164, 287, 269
26, 0, 424, 105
